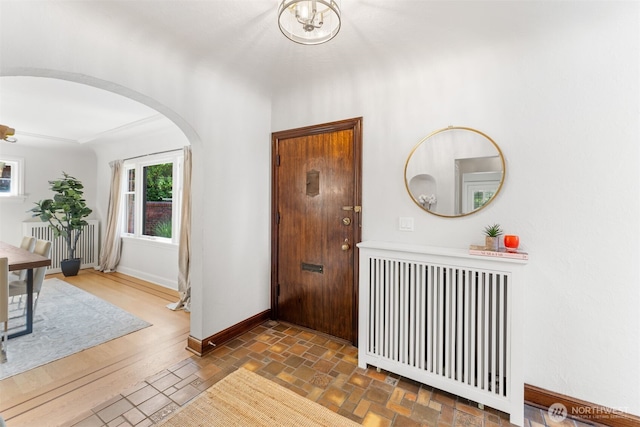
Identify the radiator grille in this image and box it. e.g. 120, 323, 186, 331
22, 220, 99, 273
366, 258, 510, 397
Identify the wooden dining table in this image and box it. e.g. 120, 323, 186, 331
1, 241, 52, 338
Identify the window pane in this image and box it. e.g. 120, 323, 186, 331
473, 190, 495, 210
0, 164, 12, 193
124, 168, 135, 234
126, 194, 135, 234
127, 168, 135, 191
143, 163, 173, 238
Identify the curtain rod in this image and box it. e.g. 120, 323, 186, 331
123, 148, 182, 162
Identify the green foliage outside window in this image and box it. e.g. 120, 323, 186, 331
145, 163, 173, 201
154, 220, 172, 238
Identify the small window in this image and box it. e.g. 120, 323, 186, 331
121, 152, 182, 244
0, 157, 25, 198
124, 168, 136, 234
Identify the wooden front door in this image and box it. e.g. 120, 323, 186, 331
271, 118, 362, 343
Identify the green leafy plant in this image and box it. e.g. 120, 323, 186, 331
29, 172, 92, 259
154, 220, 172, 238
483, 223, 503, 237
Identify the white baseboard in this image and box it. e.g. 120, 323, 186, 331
115, 265, 178, 291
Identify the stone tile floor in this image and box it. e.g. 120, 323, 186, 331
70, 321, 602, 427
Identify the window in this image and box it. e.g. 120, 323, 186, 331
0, 157, 25, 199
122, 152, 183, 243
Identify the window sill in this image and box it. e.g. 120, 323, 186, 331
121, 235, 178, 249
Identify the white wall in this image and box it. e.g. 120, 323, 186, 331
272, 3, 640, 417
0, 142, 97, 246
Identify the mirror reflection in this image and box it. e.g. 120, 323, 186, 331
404, 126, 505, 217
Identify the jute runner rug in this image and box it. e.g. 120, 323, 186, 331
158, 368, 361, 426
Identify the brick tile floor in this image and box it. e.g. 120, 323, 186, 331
70, 321, 603, 427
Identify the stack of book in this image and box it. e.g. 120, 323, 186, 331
468, 245, 529, 260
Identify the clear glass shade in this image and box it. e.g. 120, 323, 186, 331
278, 0, 341, 45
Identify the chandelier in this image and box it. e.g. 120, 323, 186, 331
278, 0, 341, 45
0, 125, 17, 143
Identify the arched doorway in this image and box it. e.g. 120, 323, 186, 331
0, 72, 198, 300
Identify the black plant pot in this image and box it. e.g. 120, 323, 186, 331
60, 258, 81, 277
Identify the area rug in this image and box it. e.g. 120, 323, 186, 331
0, 278, 151, 380
158, 368, 361, 427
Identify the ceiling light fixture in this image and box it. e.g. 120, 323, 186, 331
278, 0, 341, 45
0, 125, 17, 143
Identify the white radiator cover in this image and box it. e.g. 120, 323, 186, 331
358, 241, 527, 426
23, 220, 100, 274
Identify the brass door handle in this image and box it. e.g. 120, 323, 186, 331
342, 206, 362, 212
341, 239, 351, 251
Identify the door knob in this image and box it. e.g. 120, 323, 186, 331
341, 239, 351, 251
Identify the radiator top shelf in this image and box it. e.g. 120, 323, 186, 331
357, 241, 529, 265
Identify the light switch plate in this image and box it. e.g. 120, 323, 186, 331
398, 217, 414, 231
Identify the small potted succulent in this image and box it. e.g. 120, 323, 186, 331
483, 223, 503, 251
29, 172, 93, 276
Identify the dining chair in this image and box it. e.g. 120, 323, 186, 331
20, 235, 36, 251
10, 236, 36, 282
1, 257, 8, 363
9, 240, 52, 317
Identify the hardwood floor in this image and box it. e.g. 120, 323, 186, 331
0, 269, 192, 427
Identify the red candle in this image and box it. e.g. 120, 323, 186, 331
504, 235, 520, 252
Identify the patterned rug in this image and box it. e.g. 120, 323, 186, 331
0, 278, 151, 380
158, 368, 361, 426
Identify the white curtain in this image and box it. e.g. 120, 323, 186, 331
96, 160, 123, 272
168, 146, 191, 311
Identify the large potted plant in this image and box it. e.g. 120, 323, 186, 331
29, 172, 93, 276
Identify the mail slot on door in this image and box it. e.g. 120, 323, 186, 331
301, 263, 324, 274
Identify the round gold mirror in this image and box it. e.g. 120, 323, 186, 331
404, 126, 505, 217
